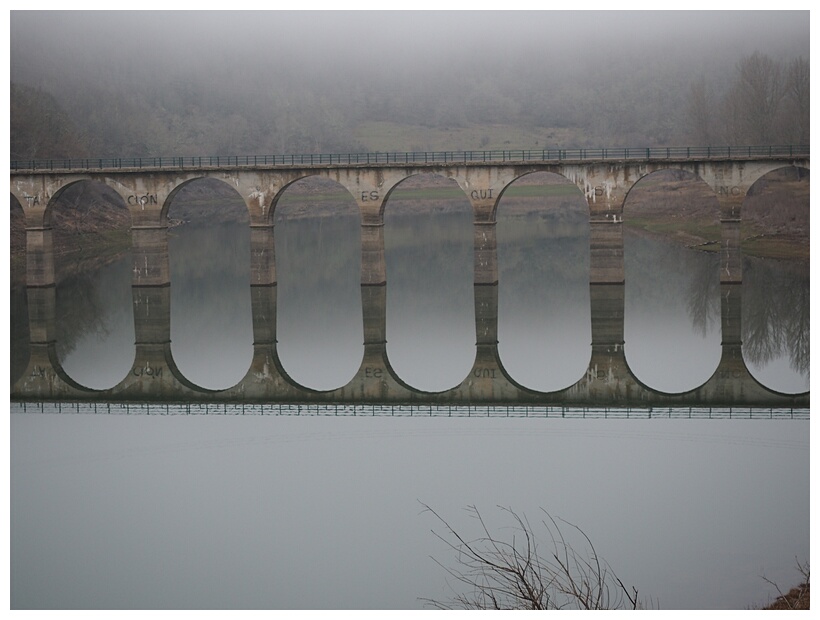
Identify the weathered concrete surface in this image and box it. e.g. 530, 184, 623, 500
10, 156, 809, 406
12, 157, 808, 290
25, 227, 55, 287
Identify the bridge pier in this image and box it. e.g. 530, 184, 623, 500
249, 224, 276, 285
690, 283, 787, 405
361, 223, 386, 285
13, 287, 89, 399
25, 226, 56, 287
227, 284, 305, 400
334, 284, 413, 401
130, 225, 170, 286
564, 283, 635, 404
589, 219, 624, 284
457, 283, 521, 402
120, 183, 170, 286
473, 222, 498, 285
117, 285, 206, 398
718, 198, 743, 283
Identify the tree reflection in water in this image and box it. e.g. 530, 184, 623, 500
686, 252, 721, 338
742, 257, 809, 382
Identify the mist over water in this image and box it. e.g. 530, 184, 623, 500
169, 223, 254, 390
624, 231, 722, 393
10, 202, 810, 609
10, 412, 809, 610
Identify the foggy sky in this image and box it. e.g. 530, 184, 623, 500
8, 10, 811, 156
10, 10, 809, 85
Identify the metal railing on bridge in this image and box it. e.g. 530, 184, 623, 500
10, 145, 810, 172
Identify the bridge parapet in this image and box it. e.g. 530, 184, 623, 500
10, 145, 809, 172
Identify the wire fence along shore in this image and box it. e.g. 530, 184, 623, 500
10, 401, 810, 419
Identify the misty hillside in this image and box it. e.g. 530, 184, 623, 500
10, 11, 809, 160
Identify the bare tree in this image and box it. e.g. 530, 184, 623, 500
782, 56, 810, 144
728, 52, 784, 144
421, 504, 645, 610
763, 559, 810, 610
686, 76, 716, 145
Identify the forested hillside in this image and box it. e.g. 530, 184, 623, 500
10, 12, 809, 159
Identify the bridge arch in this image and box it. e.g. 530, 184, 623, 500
380, 171, 471, 218
165, 177, 253, 391
267, 172, 359, 222
739, 166, 809, 394
157, 175, 243, 225
31, 177, 129, 229
741, 162, 810, 198
41, 181, 136, 390
383, 172, 476, 392
273, 175, 364, 391
495, 171, 591, 391
622, 169, 722, 394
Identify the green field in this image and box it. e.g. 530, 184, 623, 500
352, 121, 582, 152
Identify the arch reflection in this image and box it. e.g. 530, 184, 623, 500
741, 167, 809, 393
49, 181, 135, 389
384, 174, 475, 392
623, 170, 721, 393
167, 178, 253, 390
274, 176, 363, 391
496, 171, 590, 391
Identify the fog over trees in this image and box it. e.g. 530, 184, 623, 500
9, 11, 809, 159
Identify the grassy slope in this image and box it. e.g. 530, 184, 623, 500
352, 121, 581, 152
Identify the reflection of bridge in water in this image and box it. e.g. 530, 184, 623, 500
11, 147, 809, 407
13, 281, 809, 407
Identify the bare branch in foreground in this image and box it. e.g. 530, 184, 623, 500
420, 503, 648, 610
762, 558, 810, 610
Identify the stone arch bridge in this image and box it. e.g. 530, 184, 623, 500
10, 147, 810, 407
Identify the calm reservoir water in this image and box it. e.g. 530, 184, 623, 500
10, 194, 809, 609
